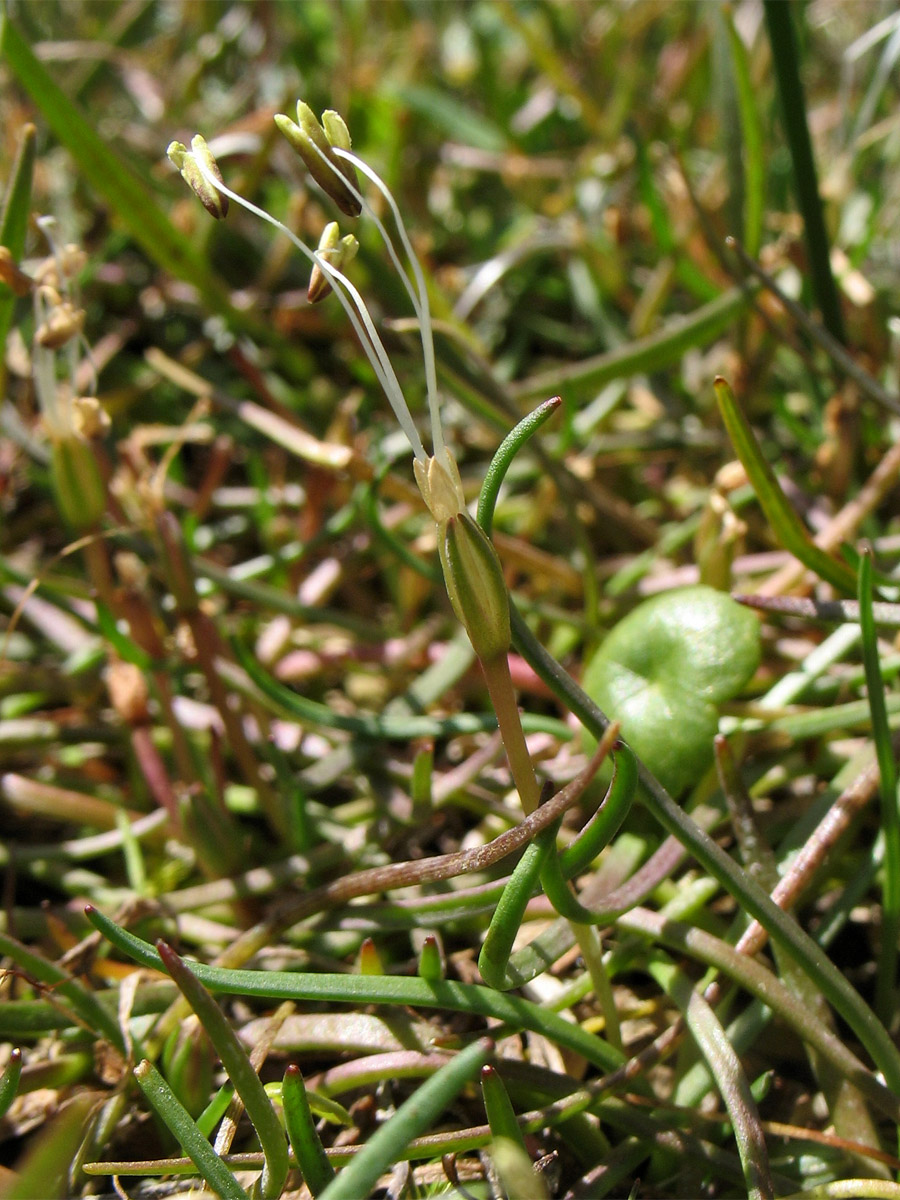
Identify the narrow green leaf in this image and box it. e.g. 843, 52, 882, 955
95, 602, 153, 670
480, 1064, 526, 1150
557, 743, 637, 878
477, 395, 561, 537
512, 286, 753, 400
634, 131, 717, 301
317, 1038, 493, 1200
282, 1065, 336, 1197
858, 550, 900, 1026
133, 1059, 249, 1200
386, 82, 507, 152
5, 1093, 96, 1200
478, 839, 550, 991
233, 635, 571, 741
0, 932, 122, 1050
0, 121, 36, 359
724, 11, 764, 257
0, 1049, 22, 1119
410, 743, 433, 809
713, 377, 857, 594
156, 941, 288, 1200
491, 1136, 550, 1200
650, 958, 773, 1200
763, 0, 845, 344
85, 907, 624, 1072
195, 1081, 235, 1139
417, 934, 444, 983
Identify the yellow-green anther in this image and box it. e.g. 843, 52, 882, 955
321, 109, 352, 151
438, 511, 511, 663
166, 141, 188, 170
166, 136, 228, 219
307, 221, 359, 304
274, 102, 361, 218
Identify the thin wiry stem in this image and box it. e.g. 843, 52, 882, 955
328, 145, 443, 461
302, 137, 443, 460
193, 161, 427, 463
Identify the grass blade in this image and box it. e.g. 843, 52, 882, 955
0, 1049, 22, 1119
512, 286, 752, 400
724, 10, 764, 257
156, 941, 289, 1200
858, 549, 900, 1025
85, 907, 625, 1073
481, 1063, 527, 1150
651, 957, 773, 1200
4, 1093, 97, 1200
282, 1065, 336, 1196
477, 395, 561, 536
0, 932, 123, 1050
0, 121, 35, 364
491, 1136, 550, 1200
763, 0, 845, 344
713, 376, 857, 594
478, 839, 550, 990
133, 1059, 249, 1200
317, 1038, 493, 1200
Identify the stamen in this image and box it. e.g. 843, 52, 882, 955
301, 137, 443, 460
336, 148, 443, 461
192, 159, 427, 463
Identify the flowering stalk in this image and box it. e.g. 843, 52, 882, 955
169, 109, 542, 816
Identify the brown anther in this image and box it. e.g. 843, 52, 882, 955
36, 300, 85, 349
0, 247, 33, 296
72, 396, 111, 439
106, 659, 150, 725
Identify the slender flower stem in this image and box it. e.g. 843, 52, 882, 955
480, 653, 541, 816
334, 147, 443, 460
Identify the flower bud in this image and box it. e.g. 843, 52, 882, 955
274, 102, 361, 218
438, 511, 511, 663
50, 435, 106, 529
414, 452, 466, 523
167, 136, 228, 220
307, 221, 359, 304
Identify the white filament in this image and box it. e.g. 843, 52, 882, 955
305, 140, 443, 462
193, 159, 427, 463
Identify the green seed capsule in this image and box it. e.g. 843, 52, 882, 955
50, 436, 106, 529
438, 511, 511, 664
